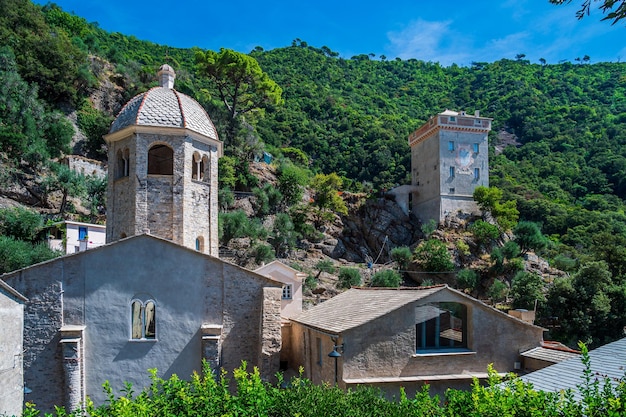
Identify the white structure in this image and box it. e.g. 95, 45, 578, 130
395, 110, 492, 224
0, 280, 27, 417
255, 261, 305, 319
48, 221, 106, 254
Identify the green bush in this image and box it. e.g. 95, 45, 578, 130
456, 269, 479, 291
219, 210, 250, 245
390, 246, 412, 271
253, 244, 275, 265
510, 271, 545, 310
336, 267, 362, 289
413, 239, 454, 272
470, 219, 500, 247
0, 207, 44, 242
371, 269, 402, 287
488, 280, 509, 304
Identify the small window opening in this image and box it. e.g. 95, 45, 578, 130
473, 143, 479, 153
474, 168, 480, 180
148, 144, 173, 175
282, 284, 293, 300
449, 166, 455, 178
192, 152, 204, 180
448, 141, 455, 151
202, 155, 210, 183
195, 236, 204, 252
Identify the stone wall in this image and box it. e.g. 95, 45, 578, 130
5, 264, 65, 412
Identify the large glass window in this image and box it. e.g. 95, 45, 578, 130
416, 302, 467, 352
131, 299, 157, 340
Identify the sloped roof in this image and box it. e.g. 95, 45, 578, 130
521, 346, 580, 364
291, 286, 445, 334
0, 278, 27, 302
520, 337, 626, 400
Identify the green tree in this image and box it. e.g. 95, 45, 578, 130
510, 271, 545, 310
195, 48, 283, 150
390, 246, 412, 272
0, 207, 44, 242
314, 259, 335, 280
277, 163, 310, 206
470, 220, 500, 248
514, 221, 549, 254
219, 210, 250, 245
457, 269, 479, 291
413, 239, 454, 272
253, 243, 275, 264
549, 0, 626, 24
488, 280, 509, 304
371, 269, 402, 287
270, 213, 298, 257
473, 186, 519, 231
0, 236, 59, 274
336, 267, 362, 289
42, 164, 87, 215
310, 173, 348, 225
544, 261, 619, 345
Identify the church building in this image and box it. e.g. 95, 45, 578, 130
2, 65, 283, 413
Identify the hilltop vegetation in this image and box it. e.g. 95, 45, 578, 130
1, 0, 626, 347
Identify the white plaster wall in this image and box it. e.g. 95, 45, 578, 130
4, 235, 283, 412
0, 288, 24, 417
65, 222, 106, 253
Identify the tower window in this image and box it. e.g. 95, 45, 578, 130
202, 155, 210, 182
450, 166, 455, 178
448, 141, 455, 151
195, 236, 204, 252
474, 168, 480, 180
473, 143, 479, 153
148, 144, 173, 175
474, 119, 482, 126
131, 299, 156, 340
116, 149, 129, 179
192, 152, 204, 180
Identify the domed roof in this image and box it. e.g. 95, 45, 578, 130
109, 66, 218, 140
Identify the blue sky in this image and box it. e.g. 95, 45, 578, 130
36, 0, 625, 66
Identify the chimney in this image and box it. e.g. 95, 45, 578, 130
474, 110, 480, 117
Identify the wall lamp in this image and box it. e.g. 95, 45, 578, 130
328, 338, 344, 385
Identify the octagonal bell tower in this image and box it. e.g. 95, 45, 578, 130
104, 65, 223, 255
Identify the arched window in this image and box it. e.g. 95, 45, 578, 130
148, 144, 173, 175
116, 148, 130, 179
195, 236, 204, 252
123, 148, 130, 176
202, 155, 210, 182
131, 299, 157, 340
415, 302, 467, 352
192, 152, 204, 180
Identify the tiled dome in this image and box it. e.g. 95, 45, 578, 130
109, 66, 218, 140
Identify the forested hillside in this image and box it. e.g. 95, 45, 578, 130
2, 0, 626, 346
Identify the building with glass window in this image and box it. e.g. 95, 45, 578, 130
288, 285, 544, 398
403, 109, 492, 224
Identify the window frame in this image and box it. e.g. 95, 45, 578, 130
130, 298, 157, 341
448, 141, 455, 152
415, 302, 469, 354
282, 284, 293, 300
474, 168, 480, 181
473, 143, 479, 153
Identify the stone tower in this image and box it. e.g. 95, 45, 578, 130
407, 109, 491, 224
104, 64, 222, 255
